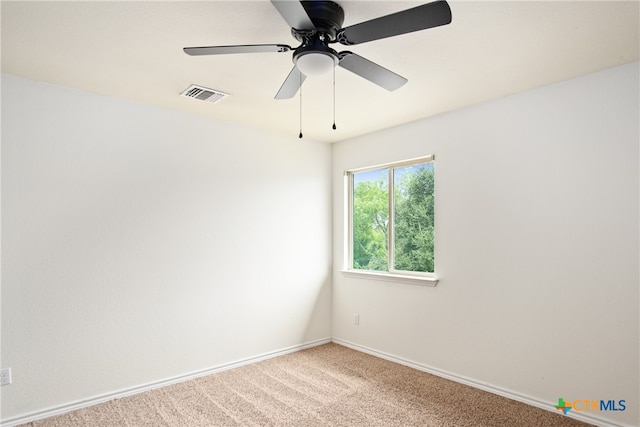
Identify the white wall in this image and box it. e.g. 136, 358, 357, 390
331, 62, 639, 427
2, 61, 638, 426
1, 74, 332, 422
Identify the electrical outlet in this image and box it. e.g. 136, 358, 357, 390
354, 314, 360, 326
0, 368, 12, 386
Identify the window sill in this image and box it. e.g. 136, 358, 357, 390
339, 270, 438, 287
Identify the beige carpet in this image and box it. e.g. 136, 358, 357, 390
23, 343, 592, 426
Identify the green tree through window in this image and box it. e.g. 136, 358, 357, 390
393, 163, 435, 273
352, 170, 389, 271
349, 157, 434, 274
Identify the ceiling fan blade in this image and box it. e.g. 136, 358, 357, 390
275, 66, 307, 99
270, 1, 316, 30
184, 44, 292, 56
337, 0, 451, 45
338, 52, 407, 91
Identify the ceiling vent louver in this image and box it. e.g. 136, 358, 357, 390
180, 84, 228, 104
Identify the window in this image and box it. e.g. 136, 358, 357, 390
344, 155, 437, 285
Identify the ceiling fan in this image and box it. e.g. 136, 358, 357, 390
183, 0, 452, 100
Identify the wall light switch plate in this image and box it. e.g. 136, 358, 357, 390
1, 368, 12, 386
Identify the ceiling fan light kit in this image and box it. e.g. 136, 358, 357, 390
294, 35, 339, 77
183, 0, 452, 132
295, 51, 337, 76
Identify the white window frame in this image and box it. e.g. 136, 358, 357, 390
341, 155, 438, 286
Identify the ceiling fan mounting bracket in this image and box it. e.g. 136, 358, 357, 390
291, 28, 315, 43
335, 30, 353, 46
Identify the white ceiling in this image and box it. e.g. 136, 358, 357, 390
2, 1, 638, 143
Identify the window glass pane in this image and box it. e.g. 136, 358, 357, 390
352, 168, 389, 271
393, 163, 435, 273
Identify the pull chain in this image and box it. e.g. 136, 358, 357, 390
298, 71, 303, 139
332, 66, 337, 130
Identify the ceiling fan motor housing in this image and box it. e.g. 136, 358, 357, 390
297, 1, 345, 41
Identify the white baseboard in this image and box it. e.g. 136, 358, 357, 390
3, 337, 629, 427
1, 337, 331, 427
331, 338, 627, 427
